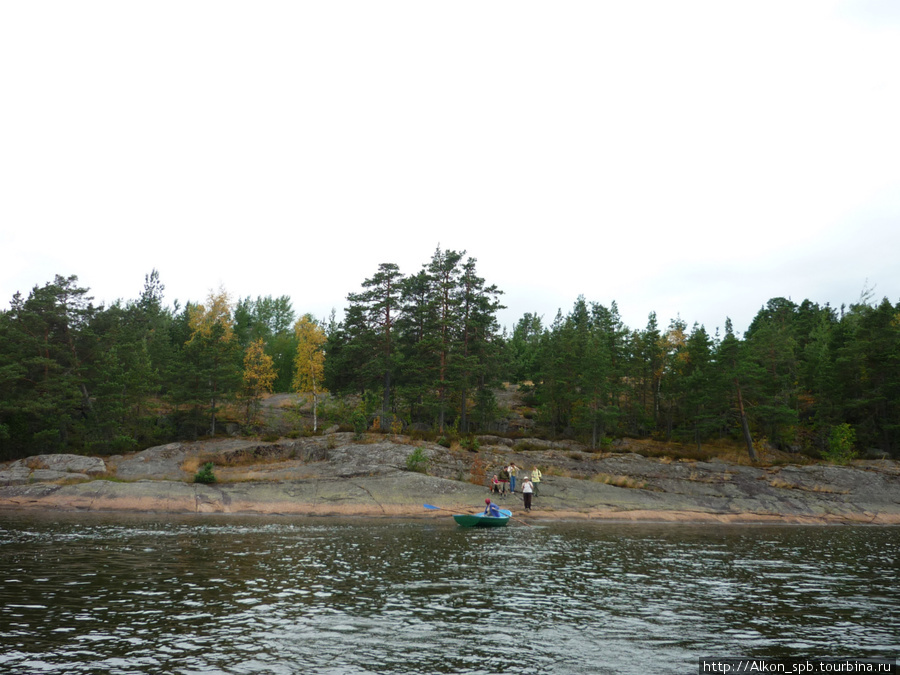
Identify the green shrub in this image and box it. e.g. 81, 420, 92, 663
405, 447, 429, 473
824, 424, 857, 465
513, 441, 547, 452
437, 436, 451, 448
459, 436, 480, 452
110, 435, 138, 453
194, 462, 217, 484
351, 409, 367, 439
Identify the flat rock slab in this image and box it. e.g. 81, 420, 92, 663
0, 454, 106, 485
2, 438, 899, 524
0, 473, 481, 517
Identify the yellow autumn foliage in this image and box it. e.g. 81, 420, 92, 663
292, 316, 326, 395
188, 286, 234, 343
293, 315, 327, 432
243, 338, 277, 396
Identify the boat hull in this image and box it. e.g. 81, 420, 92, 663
453, 510, 511, 527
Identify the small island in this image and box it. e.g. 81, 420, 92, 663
2, 430, 898, 524
2, 260, 898, 525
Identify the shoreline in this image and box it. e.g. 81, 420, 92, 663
3, 504, 897, 526
2, 436, 899, 526
2, 480, 898, 526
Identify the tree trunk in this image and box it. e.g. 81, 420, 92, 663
734, 377, 756, 461
80, 384, 93, 413
460, 386, 467, 433
313, 388, 318, 433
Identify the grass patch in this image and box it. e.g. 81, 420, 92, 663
181, 456, 210, 475
686, 470, 734, 484
513, 441, 550, 452
216, 445, 296, 467
808, 483, 850, 494
767, 476, 849, 494
215, 471, 319, 483
94, 474, 131, 483
50, 476, 93, 485
616, 437, 817, 467
591, 473, 647, 489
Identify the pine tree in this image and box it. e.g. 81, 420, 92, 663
456, 257, 504, 432
233, 295, 296, 392
744, 298, 801, 449
507, 313, 543, 383
719, 318, 757, 461
345, 263, 404, 417
396, 269, 438, 425
0, 275, 97, 457
657, 315, 689, 440
535, 309, 578, 436
680, 323, 719, 451
185, 287, 240, 437
426, 247, 465, 431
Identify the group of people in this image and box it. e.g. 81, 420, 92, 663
486, 463, 542, 513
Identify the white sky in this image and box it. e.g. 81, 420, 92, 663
2, 1, 898, 337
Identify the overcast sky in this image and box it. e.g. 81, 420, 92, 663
2, 1, 898, 337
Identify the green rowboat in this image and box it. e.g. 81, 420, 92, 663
453, 509, 511, 527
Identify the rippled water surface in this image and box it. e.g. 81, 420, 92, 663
0, 513, 897, 674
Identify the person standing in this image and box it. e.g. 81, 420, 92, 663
498, 465, 509, 497
531, 466, 542, 497
521, 476, 534, 512
508, 463, 518, 494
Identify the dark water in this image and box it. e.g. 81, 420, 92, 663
0, 513, 897, 675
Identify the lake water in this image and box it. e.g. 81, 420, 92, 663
0, 513, 898, 674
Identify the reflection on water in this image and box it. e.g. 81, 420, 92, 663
0, 513, 897, 674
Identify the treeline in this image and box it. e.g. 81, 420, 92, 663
0, 270, 302, 460
0, 250, 898, 461
511, 295, 899, 460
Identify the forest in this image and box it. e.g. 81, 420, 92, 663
1, 247, 898, 462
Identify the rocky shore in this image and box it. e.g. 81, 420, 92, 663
1, 434, 899, 524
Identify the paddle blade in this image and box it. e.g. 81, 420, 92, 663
423, 504, 441, 510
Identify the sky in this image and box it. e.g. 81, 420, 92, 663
2, 1, 899, 337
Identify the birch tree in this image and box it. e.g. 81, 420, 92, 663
293, 315, 327, 432
241, 338, 276, 427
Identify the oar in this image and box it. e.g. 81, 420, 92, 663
506, 513, 532, 527
423, 503, 531, 527
423, 503, 470, 515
